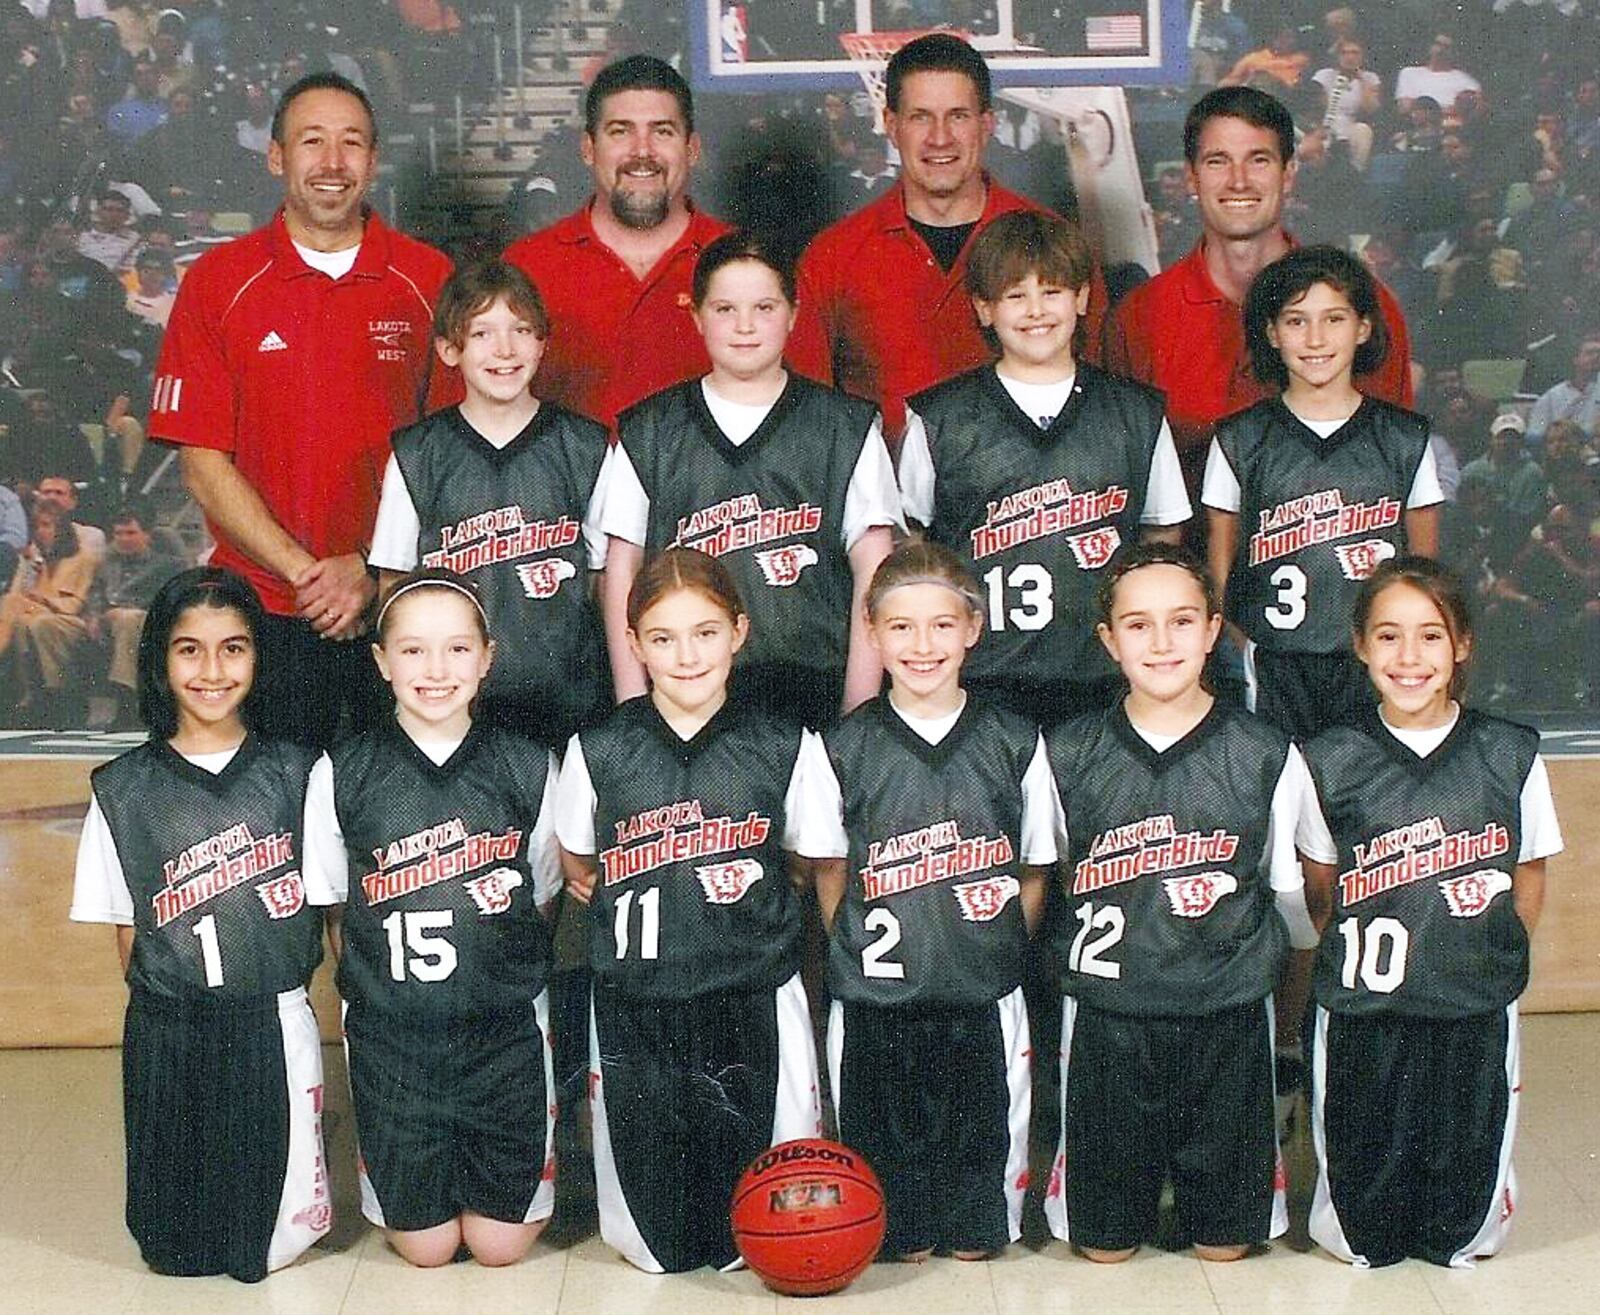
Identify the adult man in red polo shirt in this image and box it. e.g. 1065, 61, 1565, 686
790, 33, 1105, 444
1105, 85, 1412, 496
502, 56, 730, 434
148, 72, 453, 748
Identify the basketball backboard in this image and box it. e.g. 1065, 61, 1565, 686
689, 1, 1189, 93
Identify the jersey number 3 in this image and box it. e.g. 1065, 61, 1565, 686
1264, 564, 1308, 630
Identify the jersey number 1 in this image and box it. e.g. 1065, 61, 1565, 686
193, 913, 224, 988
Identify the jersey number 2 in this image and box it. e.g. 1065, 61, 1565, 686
861, 908, 905, 979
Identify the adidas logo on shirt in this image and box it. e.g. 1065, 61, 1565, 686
258, 330, 288, 352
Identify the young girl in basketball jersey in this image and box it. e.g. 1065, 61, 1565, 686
302, 569, 561, 1268
554, 547, 826, 1273
1203, 244, 1443, 743
1300, 556, 1562, 1268
1043, 542, 1321, 1262
369, 260, 611, 749
70, 566, 334, 1281
596, 231, 899, 728
799, 541, 1054, 1261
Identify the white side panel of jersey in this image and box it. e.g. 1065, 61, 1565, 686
266, 988, 333, 1270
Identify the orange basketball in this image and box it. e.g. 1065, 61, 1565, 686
730, 1138, 885, 1296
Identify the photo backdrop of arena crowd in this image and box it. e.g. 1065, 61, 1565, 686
3, 0, 1599, 734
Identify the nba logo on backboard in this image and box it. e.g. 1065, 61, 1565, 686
721, 3, 747, 64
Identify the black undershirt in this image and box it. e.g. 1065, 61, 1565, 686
910, 217, 977, 272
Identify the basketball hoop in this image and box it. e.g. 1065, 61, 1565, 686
838, 29, 970, 133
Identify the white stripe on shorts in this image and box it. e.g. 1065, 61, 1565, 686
1450, 1002, 1520, 1268
1043, 994, 1077, 1244
524, 989, 558, 1224
342, 1000, 386, 1230
830, 989, 1029, 1244
997, 985, 1031, 1244
771, 973, 824, 1144
588, 995, 663, 1271
1308, 1004, 1360, 1264
266, 986, 332, 1271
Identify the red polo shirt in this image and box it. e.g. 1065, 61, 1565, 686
503, 202, 731, 434
789, 178, 1107, 441
1104, 235, 1414, 474
148, 211, 453, 614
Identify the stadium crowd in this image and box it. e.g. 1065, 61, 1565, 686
2, 0, 1599, 725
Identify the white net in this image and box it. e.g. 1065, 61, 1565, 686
837, 29, 970, 133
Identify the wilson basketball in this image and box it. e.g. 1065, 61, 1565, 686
730, 1138, 885, 1296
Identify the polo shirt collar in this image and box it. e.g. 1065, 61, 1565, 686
877, 172, 1010, 233
271, 207, 390, 280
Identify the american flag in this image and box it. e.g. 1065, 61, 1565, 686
1085, 14, 1145, 51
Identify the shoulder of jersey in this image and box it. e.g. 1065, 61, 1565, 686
969, 698, 1040, 743
476, 723, 553, 782
1042, 704, 1117, 766
615, 378, 695, 431
329, 724, 390, 770
1358, 394, 1429, 434
1079, 360, 1167, 411
792, 374, 877, 427
1299, 717, 1375, 763
1460, 706, 1541, 755
824, 696, 885, 749
907, 364, 990, 415
544, 400, 609, 445
734, 701, 807, 745
390, 407, 451, 449
1214, 701, 1293, 756
90, 736, 165, 786
258, 735, 320, 779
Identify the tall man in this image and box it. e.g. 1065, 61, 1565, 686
1106, 86, 1413, 497
503, 57, 733, 434
790, 33, 1105, 444
148, 72, 454, 748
